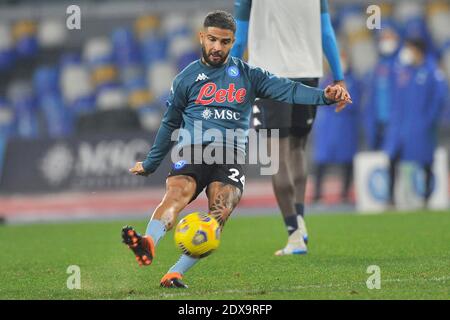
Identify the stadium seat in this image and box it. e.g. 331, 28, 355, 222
394, 0, 424, 23
0, 24, 15, 72
112, 27, 141, 67
137, 106, 162, 131
96, 85, 127, 111
345, 24, 377, 76
427, 1, 450, 48
140, 34, 168, 66
33, 66, 73, 137
7, 80, 39, 138
76, 108, 141, 134
168, 35, 198, 71
147, 61, 176, 100
37, 19, 67, 49
12, 20, 38, 59
0, 97, 14, 138
83, 37, 114, 66
59, 55, 95, 114
162, 13, 191, 41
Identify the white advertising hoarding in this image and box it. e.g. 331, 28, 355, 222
354, 148, 448, 213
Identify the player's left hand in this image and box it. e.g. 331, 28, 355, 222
129, 161, 148, 176
324, 83, 352, 112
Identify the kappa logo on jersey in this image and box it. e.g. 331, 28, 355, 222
201, 108, 241, 121
195, 82, 247, 105
195, 73, 209, 82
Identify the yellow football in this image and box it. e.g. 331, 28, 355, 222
174, 212, 221, 258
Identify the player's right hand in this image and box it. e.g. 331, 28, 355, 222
129, 161, 148, 176
324, 84, 352, 112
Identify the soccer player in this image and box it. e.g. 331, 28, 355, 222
231, 0, 346, 255
122, 11, 351, 288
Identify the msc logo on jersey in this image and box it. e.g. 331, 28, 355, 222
227, 66, 240, 77
195, 82, 246, 105
201, 108, 241, 121
201, 109, 213, 120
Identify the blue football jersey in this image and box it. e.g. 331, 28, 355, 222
143, 56, 332, 173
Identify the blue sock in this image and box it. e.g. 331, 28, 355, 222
145, 219, 166, 246
168, 254, 199, 275
295, 203, 305, 217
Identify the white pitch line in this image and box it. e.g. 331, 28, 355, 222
149, 275, 450, 299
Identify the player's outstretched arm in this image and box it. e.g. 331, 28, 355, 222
249, 65, 351, 108
130, 80, 185, 176
129, 105, 182, 176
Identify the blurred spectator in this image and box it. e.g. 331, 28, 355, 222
339, 7, 377, 77
59, 53, 96, 114
384, 38, 448, 208
147, 61, 177, 104
7, 81, 39, 139
83, 37, 127, 111
33, 66, 73, 137
403, 16, 436, 55
393, 0, 424, 24
427, 1, 450, 50
0, 98, 14, 178
12, 20, 38, 59
363, 21, 401, 150
313, 52, 361, 204
37, 19, 67, 49
0, 98, 14, 138
441, 41, 450, 125
0, 24, 15, 72
137, 15, 168, 67
0, 0, 448, 146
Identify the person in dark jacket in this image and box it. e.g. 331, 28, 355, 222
384, 38, 448, 208
313, 52, 361, 204
364, 21, 401, 150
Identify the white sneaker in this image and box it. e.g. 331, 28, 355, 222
297, 215, 308, 244
274, 229, 307, 256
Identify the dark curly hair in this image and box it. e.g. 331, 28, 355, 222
203, 10, 236, 33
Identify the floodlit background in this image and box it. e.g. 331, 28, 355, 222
0, 0, 449, 222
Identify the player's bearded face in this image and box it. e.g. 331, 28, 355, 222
202, 45, 228, 67
200, 27, 234, 67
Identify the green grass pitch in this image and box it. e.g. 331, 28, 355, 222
0, 211, 449, 299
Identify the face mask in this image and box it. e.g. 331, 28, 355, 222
379, 39, 398, 56
399, 47, 415, 66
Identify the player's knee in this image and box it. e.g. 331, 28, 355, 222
167, 186, 192, 207
155, 186, 193, 231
